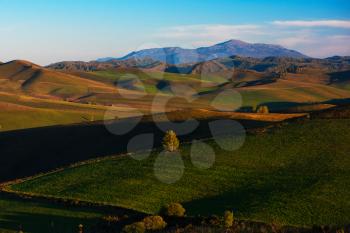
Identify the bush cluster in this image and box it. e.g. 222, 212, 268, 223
165, 202, 186, 217
142, 215, 167, 230
122, 221, 145, 233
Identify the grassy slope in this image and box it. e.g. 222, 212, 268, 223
0, 68, 226, 132
0, 60, 116, 99
0, 194, 105, 233
74, 69, 350, 112
0, 98, 99, 132
0, 92, 126, 132
237, 80, 350, 109
0, 109, 97, 132
73, 69, 227, 95
91, 70, 227, 84
9, 118, 350, 227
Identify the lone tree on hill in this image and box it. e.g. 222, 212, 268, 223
257, 105, 269, 114
163, 130, 179, 152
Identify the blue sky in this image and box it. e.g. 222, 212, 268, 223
1, 0, 350, 65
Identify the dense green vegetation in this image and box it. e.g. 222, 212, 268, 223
8, 119, 350, 227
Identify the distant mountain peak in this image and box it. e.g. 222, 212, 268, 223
216, 39, 249, 46
97, 39, 308, 64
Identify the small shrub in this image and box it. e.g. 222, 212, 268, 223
224, 210, 234, 228
102, 215, 120, 223
257, 105, 269, 114
142, 215, 167, 230
122, 222, 145, 233
163, 130, 179, 152
165, 203, 186, 217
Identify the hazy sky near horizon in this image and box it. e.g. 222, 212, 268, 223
1, 0, 350, 65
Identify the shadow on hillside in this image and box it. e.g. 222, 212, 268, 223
1, 98, 348, 183
238, 98, 350, 113
328, 70, 350, 85
324, 98, 350, 105
234, 77, 276, 88
0, 116, 269, 182
238, 101, 307, 113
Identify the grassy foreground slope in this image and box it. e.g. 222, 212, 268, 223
0, 194, 105, 233
9, 118, 350, 227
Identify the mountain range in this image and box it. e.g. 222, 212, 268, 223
47, 54, 350, 77
97, 39, 308, 64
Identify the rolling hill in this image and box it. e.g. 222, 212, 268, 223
2, 51, 350, 132
0, 61, 153, 131
45, 55, 350, 111
0, 60, 117, 100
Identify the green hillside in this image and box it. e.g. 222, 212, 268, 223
8, 118, 350, 227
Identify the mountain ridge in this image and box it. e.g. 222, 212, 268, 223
97, 39, 308, 64
48, 55, 350, 76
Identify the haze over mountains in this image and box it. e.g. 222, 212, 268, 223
97, 39, 308, 64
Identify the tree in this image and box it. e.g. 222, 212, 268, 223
162, 130, 179, 152
224, 210, 234, 228
256, 105, 269, 114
